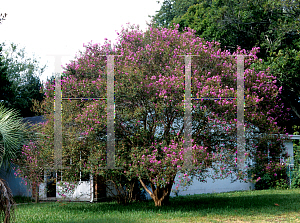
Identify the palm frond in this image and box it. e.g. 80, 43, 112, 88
0, 102, 30, 171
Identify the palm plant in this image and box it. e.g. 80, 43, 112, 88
0, 102, 30, 223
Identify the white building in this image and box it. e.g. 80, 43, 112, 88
36, 135, 298, 202
3, 115, 299, 202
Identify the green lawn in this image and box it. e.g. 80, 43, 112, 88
15, 189, 300, 222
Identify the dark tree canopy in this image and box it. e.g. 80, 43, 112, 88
0, 45, 14, 106
0, 43, 46, 117
150, 0, 200, 28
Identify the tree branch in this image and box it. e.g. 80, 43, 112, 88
139, 178, 153, 197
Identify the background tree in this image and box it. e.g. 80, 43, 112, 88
150, 0, 200, 27
0, 45, 14, 107
151, 0, 300, 133
0, 42, 46, 117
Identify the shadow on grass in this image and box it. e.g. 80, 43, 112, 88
16, 189, 300, 222
60, 189, 300, 213
62, 218, 137, 223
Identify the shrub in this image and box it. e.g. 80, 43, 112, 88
254, 162, 288, 190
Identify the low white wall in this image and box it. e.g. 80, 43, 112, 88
284, 140, 294, 163
39, 181, 91, 201
170, 175, 254, 198
141, 174, 254, 201
165, 136, 295, 198
56, 181, 91, 201
39, 183, 47, 199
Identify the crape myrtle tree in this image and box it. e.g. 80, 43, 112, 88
13, 130, 48, 203
33, 24, 289, 206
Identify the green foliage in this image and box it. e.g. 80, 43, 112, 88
253, 125, 300, 190
250, 33, 300, 129
163, 0, 300, 58
290, 125, 300, 188
274, 178, 289, 190
0, 42, 47, 117
0, 102, 30, 172
0, 102, 29, 222
290, 157, 300, 189
253, 162, 288, 190
151, 0, 200, 28
291, 170, 300, 188
0, 44, 14, 105
173, 0, 238, 52
152, 0, 300, 133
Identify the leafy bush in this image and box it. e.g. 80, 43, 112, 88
291, 171, 300, 188
290, 153, 300, 189
254, 162, 288, 190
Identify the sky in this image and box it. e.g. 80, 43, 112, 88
0, 0, 161, 85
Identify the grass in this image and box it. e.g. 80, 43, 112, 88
14, 189, 300, 223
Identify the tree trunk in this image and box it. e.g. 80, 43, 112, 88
0, 178, 15, 223
32, 183, 39, 203
128, 180, 136, 202
139, 175, 175, 207
151, 182, 172, 206
35, 184, 39, 203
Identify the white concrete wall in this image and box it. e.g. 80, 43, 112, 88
39, 183, 47, 199
140, 174, 254, 200
39, 181, 91, 201
170, 175, 254, 198
284, 140, 294, 163
56, 181, 91, 201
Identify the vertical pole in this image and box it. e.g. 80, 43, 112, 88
288, 164, 292, 189
90, 173, 94, 203
107, 55, 115, 169
237, 55, 245, 169
50, 54, 70, 171
183, 55, 192, 171
54, 72, 62, 170
80, 151, 82, 181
